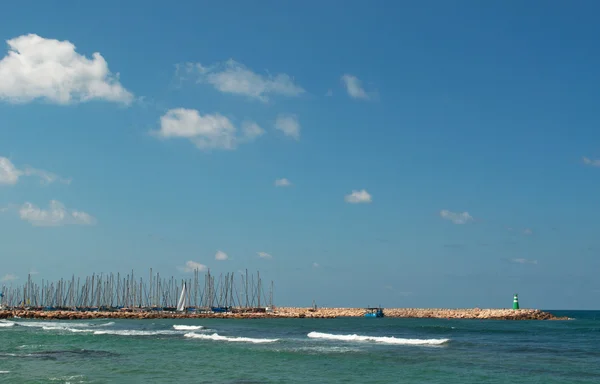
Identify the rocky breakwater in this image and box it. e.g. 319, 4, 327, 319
271, 307, 566, 320
0, 308, 566, 320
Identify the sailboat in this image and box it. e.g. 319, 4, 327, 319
176, 282, 187, 312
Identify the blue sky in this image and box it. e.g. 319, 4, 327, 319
0, 1, 599, 309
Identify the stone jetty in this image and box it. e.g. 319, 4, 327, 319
0, 307, 566, 320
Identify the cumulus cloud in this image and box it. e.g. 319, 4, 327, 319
257, 252, 272, 259
511, 258, 538, 265
19, 200, 96, 227
0, 34, 132, 105
215, 250, 228, 261
345, 189, 372, 204
274, 114, 300, 140
439, 210, 474, 224
0, 156, 70, 186
152, 108, 264, 150
179, 261, 208, 273
0, 274, 18, 282
583, 157, 600, 167
341, 74, 371, 100
176, 59, 304, 102
274, 178, 291, 187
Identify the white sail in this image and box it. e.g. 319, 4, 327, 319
176, 282, 187, 312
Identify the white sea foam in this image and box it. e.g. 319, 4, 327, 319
173, 325, 205, 331
12, 320, 113, 329
0, 371, 9, 374
0, 321, 15, 327
307, 332, 450, 345
184, 332, 279, 344
92, 329, 180, 336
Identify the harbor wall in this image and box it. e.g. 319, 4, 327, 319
0, 307, 566, 320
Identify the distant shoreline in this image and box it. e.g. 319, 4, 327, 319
0, 307, 568, 320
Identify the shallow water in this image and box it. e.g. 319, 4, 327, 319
0, 310, 598, 383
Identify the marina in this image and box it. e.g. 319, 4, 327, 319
0, 269, 273, 313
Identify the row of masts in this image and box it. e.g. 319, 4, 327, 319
0, 268, 273, 311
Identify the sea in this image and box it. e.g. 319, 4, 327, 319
0, 310, 598, 383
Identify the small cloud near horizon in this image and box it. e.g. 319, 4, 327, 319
439, 210, 474, 224
274, 178, 291, 187
1, 274, 18, 282
215, 250, 228, 261
179, 261, 208, 273
257, 252, 272, 259
345, 189, 372, 204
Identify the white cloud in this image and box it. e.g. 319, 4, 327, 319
274, 114, 300, 140
19, 200, 96, 227
583, 157, 600, 167
177, 59, 304, 102
439, 210, 474, 224
153, 108, 264, 150
0, 274, 18, 282
312, 262, 320, 268
257, 252, 272, 259
325, 89, 333, 97
215, 250, 228, 261
511, 258, 538, 265
241, 121, 265, 141
345, 189, 372, 204
0, 157, 20, 185
0, 34, 132, 105
1, 156, 71, 186
274, 178, 291, 187
179, 261, 208, 273
523, 228, 533, 235
341, 74, 370, 100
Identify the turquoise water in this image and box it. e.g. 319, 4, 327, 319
0, 311, 599, 383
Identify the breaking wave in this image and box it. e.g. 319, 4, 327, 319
173, 325, 205, 331
307, 332, 450, 345
184, 332, 279, 344
11, 320, 114, 329
0, 321, 15, 327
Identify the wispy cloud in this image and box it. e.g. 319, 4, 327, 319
176, 59, 304, 102
341, 74, 372, 100
179, 261, 208, 273
215, 250, 228, 261
583, 157, 600, 167
523, 228, 533, 235
312, 262, 320, 268
0, 274, 18, 282
439, 210, 474, 224
0, 157, 70, 186
19, 200, 96, 227
345, 189, 372, 204
152, 108, 263, 151
274, 114, 300, 140
257, 252, 272, 259
0, 34, 132, 105
274, 178, 291, 187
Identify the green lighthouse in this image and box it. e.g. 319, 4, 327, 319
513, 293, 519, 309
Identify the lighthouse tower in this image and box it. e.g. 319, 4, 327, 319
513, 293, 519, 309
